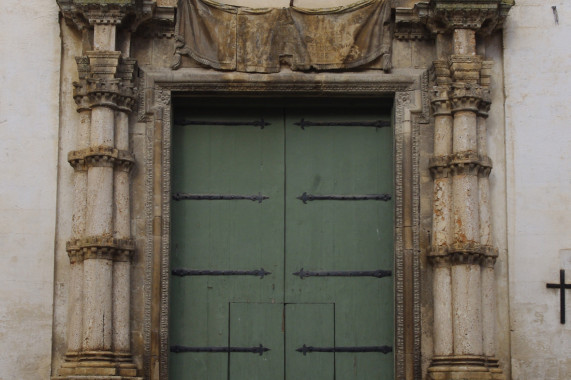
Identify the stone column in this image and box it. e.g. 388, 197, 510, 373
55, 1, 142, 378
429, 58, 454, 359
113, 55, 137, 373
61, 57, 92, 373
420, 1, 512, 379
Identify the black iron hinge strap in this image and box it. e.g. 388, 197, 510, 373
171, 344, 270, 356
293, 268, 391, 279
297, 192, 391, 204
294, 119, 390, 129
175, 118, 270, 129
172, 268, 271, 279
172, 193, 269, 203
296, 344, 392, 355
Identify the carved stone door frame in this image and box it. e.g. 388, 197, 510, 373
139, 67, 428, 380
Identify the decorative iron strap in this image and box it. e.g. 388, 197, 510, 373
293, 268, 391, 279
297, 192, 391, 204
172, 268, 271, 279
171, 344, 270, 356
172, 193, 269, 203
294, 119, 390, 129
296, 344, 392, 356
175, 118, 270, 129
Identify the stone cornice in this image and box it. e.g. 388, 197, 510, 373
416, 0, 513, 35
58, 0, 155, 31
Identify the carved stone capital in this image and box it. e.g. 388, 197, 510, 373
416, 0, 513, 35
58, 0, 155, 31
66, 235, 135, 263
431, 86, 452, 116
451, 83, 484, 113
73, 55, 137, 112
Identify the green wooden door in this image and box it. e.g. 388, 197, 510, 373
170, 100, 394, 380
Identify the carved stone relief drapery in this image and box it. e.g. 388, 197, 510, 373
172, 0, 392, 72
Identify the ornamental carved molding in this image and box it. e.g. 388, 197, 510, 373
58, 0, 155, 30
67, 236, 135, 263
73, 55, 137, 112
68, 146, 135, 171
416, 0, 513, 35
429, 152, 493, 179
395, 1, 513, 40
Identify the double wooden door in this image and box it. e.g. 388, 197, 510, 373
170, 100, 394, 379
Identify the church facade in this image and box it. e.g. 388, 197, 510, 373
0, 0, 569, 379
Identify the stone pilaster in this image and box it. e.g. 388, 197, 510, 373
419, 1, 512, 379
55, 1, 151, 378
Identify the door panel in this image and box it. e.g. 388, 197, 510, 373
170, 101, 393, 379
284, 105, 394, 379
285, 303, 335, 380
170, 105, 285, 378
229, 303, 284, 380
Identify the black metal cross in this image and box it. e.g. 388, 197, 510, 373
546, 270, 571, 324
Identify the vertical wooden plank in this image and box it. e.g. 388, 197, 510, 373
229, 303, 284, 380
285, 303, 334, 380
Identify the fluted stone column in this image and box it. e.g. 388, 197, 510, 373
55, 1, 145, 378
420, 1, 512, 379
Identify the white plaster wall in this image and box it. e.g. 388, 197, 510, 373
0, 0, 61, 378
504, 1, 571, 378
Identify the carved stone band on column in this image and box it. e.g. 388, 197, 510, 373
451, 83, 488, 113
68, 146, 135, 171
73, 79, 136, 112
449, 55, 482, 83
429, 152, 492, 178
429, 243, 498, 265
87, 51, 121, 78
66, 236, 135, 263
431, 87, 452, 116
433, 60, 452, 86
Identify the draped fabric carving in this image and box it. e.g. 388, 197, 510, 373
172, 0, 392, 72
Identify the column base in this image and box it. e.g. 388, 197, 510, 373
427, 356, 505, 380
54, 351, 140, 379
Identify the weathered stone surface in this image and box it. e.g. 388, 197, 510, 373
504, 1, 571, 379
0, 0, 60, 379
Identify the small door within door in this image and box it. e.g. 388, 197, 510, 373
169, 100, 394, 379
